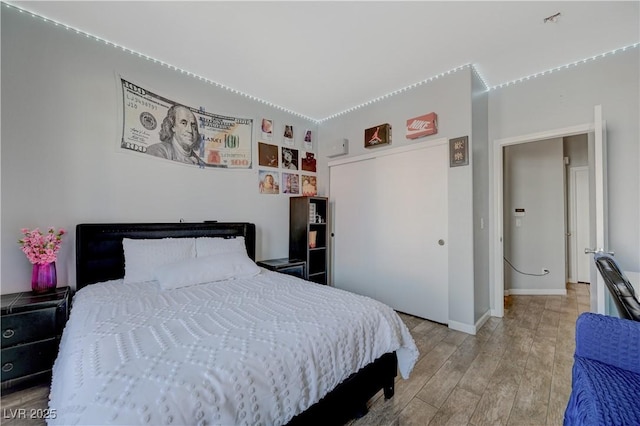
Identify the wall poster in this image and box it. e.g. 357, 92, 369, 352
261, 118, 273, 141
281, 147, 299, 170
120, 77, 253, 168
258, 170, 280, 194
282, 173, 300, 194
301, 175, 318, 196
303, 129, 313, 151
258, 142, 279, 167
283, 125, 294, 147
301, 152, 317, 173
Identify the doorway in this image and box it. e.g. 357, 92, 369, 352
491, 118, 606, 317
502, 138, 566, 296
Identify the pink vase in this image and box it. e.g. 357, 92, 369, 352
31, 262, 57, 293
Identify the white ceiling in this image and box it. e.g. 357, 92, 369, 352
9, 1, 640, 121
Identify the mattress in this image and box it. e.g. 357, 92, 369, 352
48, 269, 418, 425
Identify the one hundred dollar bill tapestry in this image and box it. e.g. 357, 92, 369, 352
120, 78, 253, 168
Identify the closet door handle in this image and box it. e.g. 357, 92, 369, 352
438, 239, 445, 246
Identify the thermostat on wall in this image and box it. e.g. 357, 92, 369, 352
514, 208, 526, 217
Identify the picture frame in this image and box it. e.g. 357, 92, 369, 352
449, 136, 469, 167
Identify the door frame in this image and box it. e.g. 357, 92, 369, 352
491, 123, 595, 317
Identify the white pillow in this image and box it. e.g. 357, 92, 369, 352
155, 251, 261, 290
195, 236, 246, 257
122, 238, 196, 284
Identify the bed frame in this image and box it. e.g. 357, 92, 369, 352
75, 222, 397, 424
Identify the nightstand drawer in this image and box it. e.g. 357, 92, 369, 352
276, 264, 306, 278
1, 338, 59, 381
257, 258, 307, 279
1, 308, 57, 348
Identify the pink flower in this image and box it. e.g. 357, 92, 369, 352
18, 227, 65, 265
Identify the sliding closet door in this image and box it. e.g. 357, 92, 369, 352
330, 141, 449, 323
373, 143, 448, 323
330, 158, 377, 295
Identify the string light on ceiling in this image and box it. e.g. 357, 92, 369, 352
4, 2, 639, 122
471, 65, 490, 90
489, 42, 639, 91
1, 2, 319, 123
317, 65, 471, 123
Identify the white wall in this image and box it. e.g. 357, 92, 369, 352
1, 8, 318, 293
564, 134, 588, 167
471, 70, 490, 322
503, 139, 566, 293
490, 48, 640, 277
319, 68, 476, 330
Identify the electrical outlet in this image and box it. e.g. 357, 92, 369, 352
542, 268, 550, 274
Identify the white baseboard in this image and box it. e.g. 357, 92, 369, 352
490, 309, 503, 317
504, 289, 511, 296
448, 320, 476, 335
448, 310, 491, 336
474, 310, 491, 331
508, 288, 567, 296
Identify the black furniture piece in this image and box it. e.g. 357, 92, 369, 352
289, 196, 329, 285
74, 222, 398, 423
594, 253, 640, 321
1, 286, 70, 393
257, 258, 306, 279
76, 222, 256, 290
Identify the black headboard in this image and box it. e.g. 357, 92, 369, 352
76, 222, 256, 290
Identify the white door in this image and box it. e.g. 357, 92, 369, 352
330, 140, 449, 323
329, 158, 376, 295
568, 167, 590, 283
574, 168, 591, 282
373, 144, 449, 323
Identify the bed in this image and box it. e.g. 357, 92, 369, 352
48, 222, 418, 425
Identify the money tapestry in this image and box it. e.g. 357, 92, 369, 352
120, 78, 253, 168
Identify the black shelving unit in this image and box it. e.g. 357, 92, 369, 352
289, 196, 328, 285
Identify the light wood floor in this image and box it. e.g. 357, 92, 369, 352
1, 283, 589, 426
348, 282, 590, 426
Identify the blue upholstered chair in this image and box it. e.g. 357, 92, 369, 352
564, 313, 640, 425
564, 253, 640, 426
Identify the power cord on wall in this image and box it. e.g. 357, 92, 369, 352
504, 257, 550, 277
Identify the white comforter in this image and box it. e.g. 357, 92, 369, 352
49, 270, 418, 425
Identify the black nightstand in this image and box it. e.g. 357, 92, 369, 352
1, 286, 71, 393
257, 258, 307, 279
